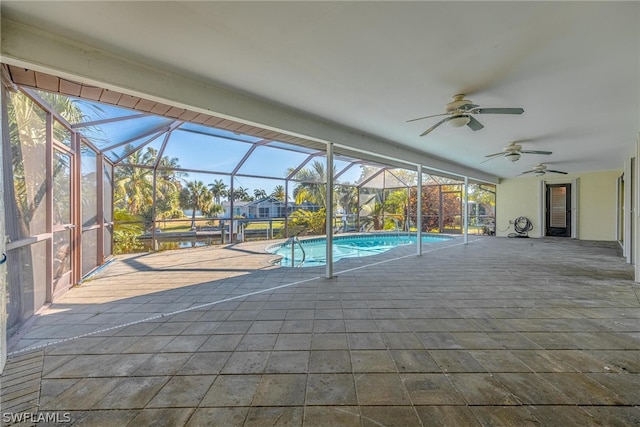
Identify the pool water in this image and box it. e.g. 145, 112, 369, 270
266, 233, 453, 267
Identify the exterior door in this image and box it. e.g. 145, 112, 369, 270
546, 184, 571, 237
52, 148, 75, 297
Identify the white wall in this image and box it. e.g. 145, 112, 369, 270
497, 170, 621, 241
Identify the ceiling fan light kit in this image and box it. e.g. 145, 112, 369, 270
407, 94, 524, 136
448, 115, 471, 127
520, 163, 568, 177
482, 141, 551, 164
505, 152, 521, 162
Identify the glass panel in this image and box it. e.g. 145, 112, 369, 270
163, 128, 252, 173
33, 90, 96, 125
71, 99, 147, 124
113, 165, 153, 217
332, 159, 352, 177
359, 188, 383, 231
6, 91, 48, 238
180, 122, 262, 143
155, 166, 188, 220
53, 150, 72, 225
81, 144, 98, 226
356, 165, 385, 188
236, 145, 313, 178
468, 184, 496, 235
388, 169, 417, 187
103, 136, 157, 163
5, 242, 47, 338
103, 161, 113, 223
384, 169, 410, 189
53, 230, 72, 295
82, 115, 174, 150
82, 229, 98, 276
231, 176, 285, 201
422, 173, 442, 186
442, 190, 462, 233
383, 187, 410, 230
104, 225, 113, 257
334, 162, 363, 185
423, 184, 441, 232
362, 170, 385, 189
53, 119, 72, 147
291, 156, 327, 184
266, 140, 318, 154
170, 174, 230, 239
335, 185, 358, 232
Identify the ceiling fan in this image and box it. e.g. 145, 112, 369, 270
407, 94, 524, 137
520, 163, 567, 177
483, 142, 552, 163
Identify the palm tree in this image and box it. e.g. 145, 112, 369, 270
253, 188, 267, 200
179, 180, 213, 229
114, 147, 154, 215
271, 185, 286, 202
209, 179, 227, 205
155, 155, 185, 218
232, 186, 251, 202
336, 185, 358, 215
290, 160, 333, 208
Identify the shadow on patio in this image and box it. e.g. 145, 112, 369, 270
1, 237, 639, 426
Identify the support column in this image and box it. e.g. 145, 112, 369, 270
325, 143, 334, 279
96, 153, 104, 264
284, 180, 289, 238
0, 87, 7, 372
151, 169, 157, 250
229, 178, 234, 244
417, 165, 422, 256
356, 189, 360, 232
463, 176, 469, 244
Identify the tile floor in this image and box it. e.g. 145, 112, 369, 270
1, 236, 639, 426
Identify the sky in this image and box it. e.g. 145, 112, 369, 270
72, 97, 367, 196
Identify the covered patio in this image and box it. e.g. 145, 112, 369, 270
2, 237, 638, 426
1, 2, 639, 426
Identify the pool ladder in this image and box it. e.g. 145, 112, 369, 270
390, 217, 402, 240
288, 232, 306, 268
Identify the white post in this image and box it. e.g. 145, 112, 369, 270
417, 164, 422, 256
325, 143, 334, 278
463, 176, 469, 244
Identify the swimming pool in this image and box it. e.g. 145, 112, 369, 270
265, 233, 454, 267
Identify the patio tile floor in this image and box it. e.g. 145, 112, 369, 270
1, 236, 639, 426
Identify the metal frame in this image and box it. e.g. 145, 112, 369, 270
5, 84, 497, 302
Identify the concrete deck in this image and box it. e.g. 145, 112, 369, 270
1, 236, 639, 426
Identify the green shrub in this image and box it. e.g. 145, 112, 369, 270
113, 208, 145, 254
289, 208, 326, 235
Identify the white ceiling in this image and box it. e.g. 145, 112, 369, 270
2, 1, 639, 179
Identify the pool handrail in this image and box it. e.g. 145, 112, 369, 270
287, 230, 306, 267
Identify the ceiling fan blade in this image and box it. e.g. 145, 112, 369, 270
474, 107, 524, 115
466, 115, 484, 131
406, 112, 449, 123
484, 152, 504, 158
547, 170, 568, 174
480, 155, 501, 164
520, 150, 552, 155
518, 170, 536, 176
419, 117, 451, 136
